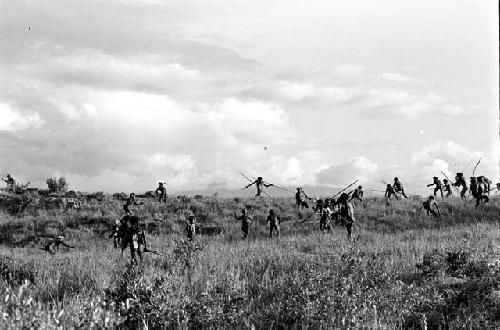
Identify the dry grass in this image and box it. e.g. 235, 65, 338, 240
0, 195, 499, 328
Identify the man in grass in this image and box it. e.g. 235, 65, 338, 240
423, 196, 441, 217
186, 212, 197, 241
453, 173, 468, 198
123, 215, 146, 264
338, 193, 355, 240
475, 176, 489, 207
319, 199, 333, 232
123, 193, 143, 215
2, 174, 15, 192
155, 182, 167, 203
350, 185, 364, 202
393, 177, 408, 198
385, 184, 398, 199
295, 188, 310, 211
110, 217, 126, 248
42, 236, 75, 254
235, 208, 253, 239
266, 209, 280, 238
442, 179, 452, 198
427, 177, 443, 198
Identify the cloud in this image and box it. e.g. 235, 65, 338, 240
316, 156, 379, 187
411, 141, 482, 173
360, 88, 467, 118
0, 86, 299, 191
0, 103, 43, 131
379, 72, 420, 84
409, 141, 487, 188
0, 0, 495, 193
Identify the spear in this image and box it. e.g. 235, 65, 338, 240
144, 247, 167, 257
142, 231, 167, 256
238, 171, 272, 198
271, 184, 295, 194
332, 179, 359, 199
461, 158, 475, 173
472, 158, 482, 176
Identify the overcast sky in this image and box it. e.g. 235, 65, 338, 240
0, 0, 498, 194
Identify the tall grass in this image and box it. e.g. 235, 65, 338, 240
0, 195, 499, 328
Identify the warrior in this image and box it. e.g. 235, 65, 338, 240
42, 236, 75, 254
123, 215, 146, 264
453, 173, 468, 198
475, 176, 490, 207
155, 182, 167, 203
338, 193, 356, 240
350, 185, 364, 202
123, 193, 143, 215
427, 177, 443, 198
295, 188, 310, 211
235, 209, 253, 239
244, 177, 273, 197
319, 199, 333, 232
442, 179, 452, 198
266, 209, 281, 238
186, 213, 197, 241
423, 196, 441, 217
385, 184, 398, 199
393, 177, 408, 198
2, 174, 15, 191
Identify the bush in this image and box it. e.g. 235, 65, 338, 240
46, 177, 68, 194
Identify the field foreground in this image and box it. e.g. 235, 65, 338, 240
0, 195, 499, 329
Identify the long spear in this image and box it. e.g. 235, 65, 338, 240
271, 184, 295, 194
461, 157, 475, 173
472, 158, 482, 176
332, 179, 359, 199
238, 171, 272, 198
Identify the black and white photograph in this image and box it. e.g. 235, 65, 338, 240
0, 0, 499, 328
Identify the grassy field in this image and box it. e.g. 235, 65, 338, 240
0, 195, 499, 329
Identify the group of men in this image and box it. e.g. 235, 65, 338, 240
425, 173, 492, 207
26, 170, 495, 263
384, 177, 409, 199
110, 214, 148, 264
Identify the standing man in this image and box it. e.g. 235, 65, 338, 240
186, 212, 197, 241
155, 182, 167, 203
338, 193, 356, 240
235, 208, 253, 239
319, 199, 333, 232
453, 173, 468, 198
475, 176, 490, 207
266, 209, 281, 238
393, 177, 408, 198
295, 188, 310, 211
477, 176, 492, 196
123, 216, 146, 264
244, 177, 273, 197
427, 177, 443, 198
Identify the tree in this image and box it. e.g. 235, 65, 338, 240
46, 177, 68, 193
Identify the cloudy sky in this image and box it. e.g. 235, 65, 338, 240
0, 0, 498, 194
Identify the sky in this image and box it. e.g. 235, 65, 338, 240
0, 0, 498, 195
